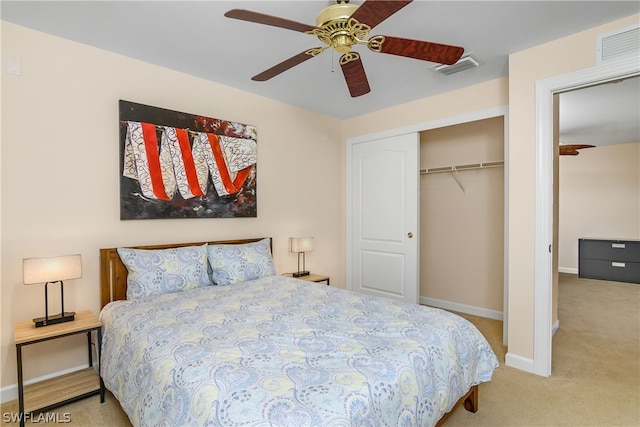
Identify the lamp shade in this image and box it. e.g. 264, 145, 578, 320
289, 237, 314, 253
23, 254, 82, 285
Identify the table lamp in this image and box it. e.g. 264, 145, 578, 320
23, 254, 82, 327
289, 237, 314, 277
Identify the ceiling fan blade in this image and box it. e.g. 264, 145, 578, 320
225, 9, 317, 33
559, 144, 595, 155
349, 1, 413, 30
252, 50, 317, 81
375, 36, 464, 65
340, 54, 370, 97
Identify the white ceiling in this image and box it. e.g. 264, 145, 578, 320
559, 76, 639, 147
2, 1, 639, 145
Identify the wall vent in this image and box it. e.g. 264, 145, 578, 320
432, 53, 480, 76
596, 24, 640, 63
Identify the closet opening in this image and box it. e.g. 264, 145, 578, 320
419, 117, 506, 342
346, 106, 509, 347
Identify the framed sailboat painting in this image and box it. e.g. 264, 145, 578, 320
119, 100, 257, 219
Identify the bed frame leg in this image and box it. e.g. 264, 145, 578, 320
463, 385, 478, 413
435, 385, 479, 426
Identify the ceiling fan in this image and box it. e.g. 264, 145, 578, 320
559, 144, 595, 155
225, 0, 465, 97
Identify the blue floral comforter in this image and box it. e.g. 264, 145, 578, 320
100, 275, 498, 427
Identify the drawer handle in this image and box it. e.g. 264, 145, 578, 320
611, 262, 626, 268
611, 243, 626, 249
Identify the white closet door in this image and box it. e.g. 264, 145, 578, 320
348, 133, 419, 304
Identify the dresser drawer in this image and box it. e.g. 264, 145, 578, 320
579, 239, 640, 263
578, 258, 640, 284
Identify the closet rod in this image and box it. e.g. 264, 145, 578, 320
419, 160, 504, 175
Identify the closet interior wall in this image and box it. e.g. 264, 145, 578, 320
419, 117, 505, 317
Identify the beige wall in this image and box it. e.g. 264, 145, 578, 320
0, 22, 345, 391
342, 78, 509, 140
507, 14, 639, 360
419, 117, 504, 314
559, 142, 640, 270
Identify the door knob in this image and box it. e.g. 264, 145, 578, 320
407, 232, 413, 238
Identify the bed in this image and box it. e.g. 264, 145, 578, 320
99, 238, 498, 427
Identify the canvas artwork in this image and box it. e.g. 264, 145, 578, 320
119, 100, 257, 219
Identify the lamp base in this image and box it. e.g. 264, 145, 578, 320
292, 271, 310, 277
33, 311, 76, 328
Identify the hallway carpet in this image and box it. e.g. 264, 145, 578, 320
446, 273, 639, 426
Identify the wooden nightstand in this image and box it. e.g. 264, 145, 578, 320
14, 310, 105, 427
284, 273, 330, 286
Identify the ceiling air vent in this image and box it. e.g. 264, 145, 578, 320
597, 24, 640, 63
432, 53, 479, 76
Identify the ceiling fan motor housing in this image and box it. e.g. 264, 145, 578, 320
314, 4, 366, 54
315, 3, 358, 27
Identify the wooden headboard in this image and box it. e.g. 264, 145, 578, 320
100, 238, 271, 309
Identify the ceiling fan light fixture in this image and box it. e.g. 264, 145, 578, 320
332, 35, 354, 53
433, 53, 480, 76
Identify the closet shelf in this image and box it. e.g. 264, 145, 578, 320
419, 160, 504, 175
420, 160, 504, 193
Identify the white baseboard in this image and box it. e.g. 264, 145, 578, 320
420, 296, 503, 321
0, 364, 91, 404
505, 352, 535, 373
558, 267, 578, 275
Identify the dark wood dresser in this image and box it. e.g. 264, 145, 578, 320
578, 238, 640, 284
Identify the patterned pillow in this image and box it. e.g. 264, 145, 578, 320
207, 238, 276, 286
118, 244, 211, 300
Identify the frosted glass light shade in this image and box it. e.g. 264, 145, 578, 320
289, 237, 314, 253
23, 254, 82, 285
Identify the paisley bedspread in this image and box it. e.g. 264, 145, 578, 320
100, 275, 498, 427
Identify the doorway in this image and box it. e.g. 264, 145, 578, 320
534, 56, 640, 376
558, 76, 640, 277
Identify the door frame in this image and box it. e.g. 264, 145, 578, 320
534, 56, 639, 376
346, 105, 509, 343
